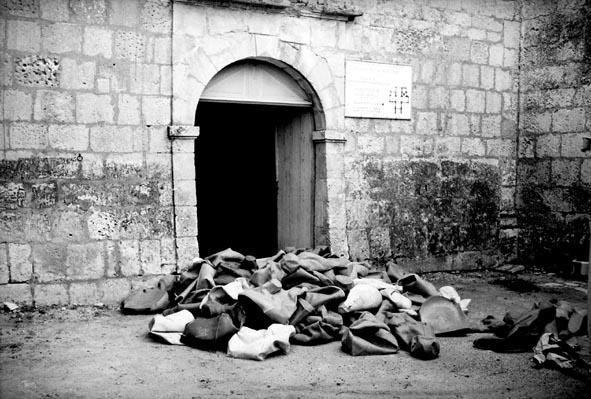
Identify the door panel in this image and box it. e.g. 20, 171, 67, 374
276, 111, 314, 249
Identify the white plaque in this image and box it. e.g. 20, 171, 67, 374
345, 60, 412, 120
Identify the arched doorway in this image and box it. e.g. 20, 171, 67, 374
194, 59, 320, 257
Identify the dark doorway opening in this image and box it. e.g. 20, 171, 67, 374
195, 103, 283, 257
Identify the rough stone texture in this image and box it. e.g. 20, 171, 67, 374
42, 23, 82, 54
34, 90, 75, 122
14, 55, 60, 88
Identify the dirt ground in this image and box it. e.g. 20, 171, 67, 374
1, 270, 589, 399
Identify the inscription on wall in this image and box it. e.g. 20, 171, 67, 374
345, 60, 412, 120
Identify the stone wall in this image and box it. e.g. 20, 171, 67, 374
0, 0, 177, 305
344, 0, 520, 270
516, 0, 591, 268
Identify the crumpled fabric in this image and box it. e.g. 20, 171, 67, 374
533, 333, 578, 369
385, 312, 440, 360
181, 313, 239, 350
341, 312, 399, 356
148, 310, 195, 345
227, 324, 296, 361
338, 285, 382, 313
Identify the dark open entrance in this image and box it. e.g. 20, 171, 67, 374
196, 102, 312, 258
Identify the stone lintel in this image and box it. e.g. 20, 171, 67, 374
168, 125, 200, 140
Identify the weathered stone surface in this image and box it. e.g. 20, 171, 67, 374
115, 30, 145, 61
32, 243, 67, 282
34, 283, 68, 305
51, 209, 86, 241
65, 242, 105, 280
118, 239, 141, 276
83, 26, 113, 58
48, 125, 89, 151
110, 0, 140, 27
69, 0, 106, 24
14, 55, 60, 88
7, 20, 40, 52
34, 90, 75, 122
141, 0, 171, 33
100, 278, 131, 304
7, 243, 32, 282
40, 0, 69, 21
140, 239, 161, 275
0, 244, 9, 284
3, 90, 33, 121
142, 96, 170, 125
77, 94, 114, 123
9, 123, 48, 149
42, 23, 82, 54
61, 59, 96, 90
117, 94, 141, 125
2, 0, 38, 17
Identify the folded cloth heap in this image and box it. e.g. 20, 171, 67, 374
124, 247, 471, 360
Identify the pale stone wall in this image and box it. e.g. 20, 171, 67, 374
0, 0, 176, 305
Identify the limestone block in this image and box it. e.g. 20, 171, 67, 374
450, 89, 465, 111
280, 16, 311, 44
435, 136, 461, 156
147, 127, 170, 154
61, 58, 96, 90
42, 23, 82, 54
160, 237, 175, 264
416, 112, 439, 135
0, 182, 26, 210
9, 122, 48, 149
175, 236, 198, 267
447, 37, 471, 61
2, 0, 38, 17
462, 64, 480, 87
581, 160, 591, 185
48, 125, 88, 151
69, 281, 100, 305
461, 138, 486, 156
0, 282, 33, 304
40, 0, 69, 21
552, 159, 580, 186
141, 0, 171, 34
4, 90, 33, 121
482, 115, 502, 137
96, 78, 110, 93
412, 85, 428, 109
160, 65, 171, 95
503, 48, 518, 68
79, 153, 105, 180
561, 133, 588, 158
470, 41, 489, 64
154, 37, 171, 64
518, 136, 535, 158
140, 240, 161, 275
100, 278, 131, 304
466, 89, 485, 113
104, 152, 143, 178
488, 44, 504, 67
420, 60, 435, 84
34, 283, 68, 305
429, 87, 449, 109
117, 94, 140, 125
7, 20, 40, 52
110, 0, 140, 27
77, 93, 114, 124
445, 62, 460, 86
50, 209, 86, 242
173, 179, 196, 206
0, 244, 8, 284
536, 134, 560, 158
32, 244, 67, 282
400, 135, 425, 157
15, 55, 60, 88
69, 0, 106, 24
7, 243, 32, 282
495, 68, 514, 92
486, 32, 501, 42
346, 229, 370, 262
115, 31, 145, 61
503, 21, 521, 49
467, 27, 486, 41
117, 240, 140, 276
446, 11, 471, 27
369, 228, 391, 259
87, 210, 119, 240
486, 138, 515, 157
385, 136, 400, 155
485, 92, 502, 114
553, 108, 586, 133
142, 96, 171, 125
65, 242, 105, 280
480, 65, 495, 90
34, 90, 74, 122
83, 26, 113, 58
247, 11, 280, 36
1, 53, 12, 86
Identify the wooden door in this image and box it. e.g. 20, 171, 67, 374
276, 110, 315, 249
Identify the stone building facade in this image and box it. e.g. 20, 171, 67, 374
0, 0, 589, 306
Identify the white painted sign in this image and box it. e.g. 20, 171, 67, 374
345, 60, 412, 120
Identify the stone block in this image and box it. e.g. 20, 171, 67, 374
83, 26, 113, 58
470, 41, 489, 64
15, 55, 60, 88
462, 64, 480, 87
447, 62, 462, 86
48, 125, 89, 151
518, 136, 535, 158
61, 58, 96, 90
87, 210, 119, 240
7, 20, 40, 52
450, 89, 465, 111
42, 23, 82, 54
97, 78, 110, 93
480, 65, 494, 90
100, 278, 131, 304
141, 0, 171, 33
412, 85, 428, 108
142, 96, 171, 125
118, 240, 140, 276
486, 138, 514, 157
104, 152, 143, 179
32, 243, 67, 282
4, 90, 32, 121
467, 27, 486, 41
536, 134, 560, 158
154, 36, 171, 64
561, 133, 586, 157
2, 0, 38, 17
0, 182, 26, 210
50, 209, 86, 242
117, 94, 141, 125
9, 123, 48, 149
140, 240, 161, 275
447, 37, 471, 61
173, 179, 197, 206
581, 160, 591, 185
466, 89, 485, 113
420, 60, 435, 84
115, 30, 145, 61
69, 0, 106, 24
77, 93, 114, 124
553, 108, 586, 133
175, 206, 198, 238
485, 92, 502, 114
488, 44, 504, 66
0, 283, 32, 304
175, 236, 198, 268
400, 135, 426, 157
495, 68, 514, 91
160, 237, 175, 264
482, 115, 502, 137
0, 244, 8, 284
434, 136, 461, 156
346, 229, 370, 261
357, 135, 383, 153
521, 111, 552, 133
503, 20, 520, 49
34, 283, 68, 305
552, 159, 580, 186
40, 0, 69, 21
65, 242, 105, 280
280, 16, 311, 44
503, 48, 518, 68
1, 53, 12, 86
461, 138, 485, 156
429, 86, 449, 109
80, 153, 105, 180
34, 90, 75, 122
69, 281, 101, 305
110, 0, 140, 26
416, 112, 439, 135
